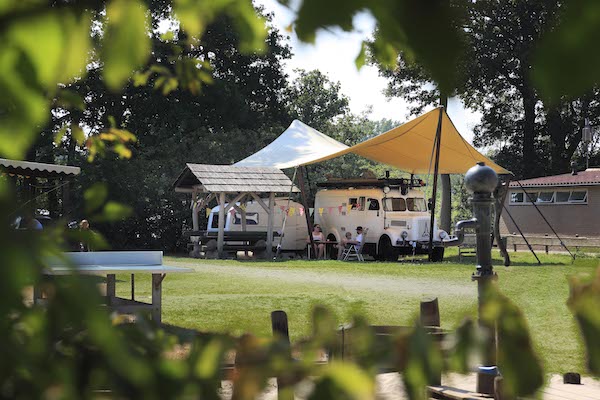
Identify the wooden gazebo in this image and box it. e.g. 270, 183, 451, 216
173, 164, 299, 258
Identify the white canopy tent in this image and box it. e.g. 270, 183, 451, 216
234, 120, 349, 169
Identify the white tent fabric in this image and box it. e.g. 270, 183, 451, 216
234, 120, 349, 169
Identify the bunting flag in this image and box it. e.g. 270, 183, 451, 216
205, 208, 212, 218
289, 207, 295, 216
240, 204, 246, 211
309, 208, 314, 216
299, 207, 304, 216
229, 208, 236, 216
318, 207, 324, 216
327, 207, 333, 215
347, 204, 353, 213
338, 205, 343, 214
279, 205, 286, 212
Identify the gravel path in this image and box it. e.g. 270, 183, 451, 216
190, 263, 476, 298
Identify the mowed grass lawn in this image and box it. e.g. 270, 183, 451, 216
113, 248, 599, 374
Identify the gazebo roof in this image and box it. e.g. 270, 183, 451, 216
0, 158, 80, 178
173, 164, 299, 193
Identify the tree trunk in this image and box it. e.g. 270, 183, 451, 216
522, 89, 537, 177
440, 174, 452, 232
439, 96, 452, 232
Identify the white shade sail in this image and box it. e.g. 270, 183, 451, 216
234, 120, 349, 169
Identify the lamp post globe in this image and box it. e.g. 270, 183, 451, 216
464, 162, 498, 195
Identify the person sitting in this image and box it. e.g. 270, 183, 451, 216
338, 226, 367, 259
307, 224, 325, 259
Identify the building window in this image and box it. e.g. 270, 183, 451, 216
510, 192, 524, 203
555, 192, 570, 203
510, 190, 588, 205
569, 191, 588, 203
537, 192, 554, 203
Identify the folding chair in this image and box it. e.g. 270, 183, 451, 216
342, 230, 367, 261
341, 244, 363, 261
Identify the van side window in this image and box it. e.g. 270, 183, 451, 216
368, 198, 380, 210
358, 196, 366, 211
211, 213, 219, 228
349, 197, 359, 210
234, 212, 259, 225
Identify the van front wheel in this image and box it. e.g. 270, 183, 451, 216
378, 236, 397, 262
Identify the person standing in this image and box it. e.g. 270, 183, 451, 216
79, 219, 92, 252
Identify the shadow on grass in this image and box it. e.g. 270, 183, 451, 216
442, 254, 570, 267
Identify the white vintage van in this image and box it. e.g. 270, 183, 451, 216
206, 198, 308, 254
314, 178, 447, 261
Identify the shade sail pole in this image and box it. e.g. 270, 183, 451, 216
297, 166, 315, 258
428, 107, 444, 261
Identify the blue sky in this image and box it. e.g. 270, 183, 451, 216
256, 0, 481, 144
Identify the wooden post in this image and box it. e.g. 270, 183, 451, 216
297, 166, 315, 258
217, 192, 226, 258
271, 311, 293, 400
151, 273, 163, 324
191, 191, 200, 257
420, 297, 440, 327
267, 192, 275, 258
106, 274, 116, 306
428, 107, 444, 261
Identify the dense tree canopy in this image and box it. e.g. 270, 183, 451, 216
377, 0, 600, 179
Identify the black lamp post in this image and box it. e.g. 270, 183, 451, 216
443, 162, 499, 395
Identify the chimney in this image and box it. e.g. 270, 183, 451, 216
571, 161, 578, 175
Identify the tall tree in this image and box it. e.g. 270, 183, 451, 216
377, 0, 600, 180
33, 8, 293, 251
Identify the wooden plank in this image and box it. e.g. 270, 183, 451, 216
542, 384, 600, 400
428, 385, 492, 400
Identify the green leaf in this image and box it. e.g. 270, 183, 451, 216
102, 0, 151, 91
310, 362, 375, 400
533, 0, 600, 100
71, 125, 85, 146
355, 41, 367, 70
56, 90, 85, 111
100, 201, 133, 222
481, 284, 544, 398
174, 0, 266, 53
84, 182, 108, 214
54, 125, 68, 146
294, 0, 465, 95
399, 326, 444, 400
568, 268, 600, 376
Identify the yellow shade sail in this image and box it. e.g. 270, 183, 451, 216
304, 107, 511, 175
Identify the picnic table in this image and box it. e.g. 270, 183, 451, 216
36, 251, 192, 324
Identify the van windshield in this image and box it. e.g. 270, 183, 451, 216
211, 213, 219, 229
407, 198, 427, 211
383, 198, 406, 211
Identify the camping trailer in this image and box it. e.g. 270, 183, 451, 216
314, 178, 447, 261
205, 198, 308, 255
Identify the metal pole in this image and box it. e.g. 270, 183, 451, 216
463, 162, 499, 395
217, 192, 226, 258
297, 166, 315, 258
428, 107, 444, 261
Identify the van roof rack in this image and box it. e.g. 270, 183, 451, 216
317, 178, 425, 189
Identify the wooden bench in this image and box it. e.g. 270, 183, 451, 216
38, 251, 192, 324
459, 234, 477, 261
505, 235, 600, 254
